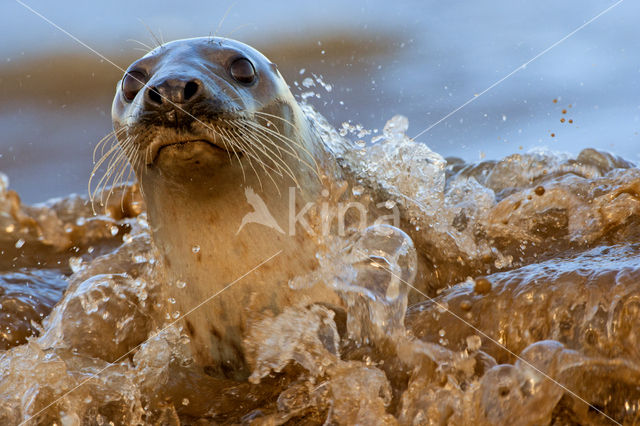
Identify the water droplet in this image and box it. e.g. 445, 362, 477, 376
69, 257, 84, 273
122, 233, 133, 243
191, 245, 200, 254
300, 91, 315, 100
439, 329, 446, 337
182, 398, 190, 406
176, 281, 187, 289
110, 225, 119, 236
15, 239, 25, 249
466, 335, 482, 351
474, 278, 492, 294
0, 173, 9, 192
168, 297, 176, 304
172, 311, 180, 319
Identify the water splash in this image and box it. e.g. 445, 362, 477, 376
1, 109, 640, 423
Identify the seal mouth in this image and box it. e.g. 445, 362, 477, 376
148, 135, 242, 164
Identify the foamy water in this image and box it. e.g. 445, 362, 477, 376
0, 108, 639, 424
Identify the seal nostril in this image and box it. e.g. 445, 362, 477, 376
148, 87, 162, 105
184, 80, 199, 101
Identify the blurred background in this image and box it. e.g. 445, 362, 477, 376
1, 0, 638, 203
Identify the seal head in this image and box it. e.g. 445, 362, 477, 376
112, 37, 315, 184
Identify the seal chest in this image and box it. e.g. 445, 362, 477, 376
110, 37, 339, 377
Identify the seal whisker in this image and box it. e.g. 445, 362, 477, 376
218, 125, 254, 183
94, 156, 122, 210
93, 133, 113, 164
239, 123, 302, 182
94, 135, 136, 210
253, 110, 298, 132
245, 116, 317, 168
221, 125, 272, 189
92, 137, 120, 172
229, 137, 246, 182
225, 118, 284, 162
119, 151, 138, 210
93, 128, 123, 164
241, 120, 319, 181
231, 124, 286, 178
234, 133, 286, 195
89, 138, 127, 213
109, 154, 132, 209
239, 119, 294, 160
246, 133, 301, 190
231, 119, 294, 175
225, 23, 255, 40
115, 141, 137, 186
127, 38, 153, 51
138, 18, 163, 49
231, 120, 302, 188
115, 139, 139, 185
225, 124, 287, 193
213, 1, 238, 39
212, 126, 236, 165
239, 147, 264, 191
144, 142, 151, 168
216, 125, 244, 171
101, 148, 131, 208
251, 112, 321, 169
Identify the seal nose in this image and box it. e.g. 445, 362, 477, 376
145, 77, 203, 107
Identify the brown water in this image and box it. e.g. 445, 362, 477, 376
0, 108, 639, 425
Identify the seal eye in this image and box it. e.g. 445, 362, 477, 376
229, 58, 256, 84
122, 70, 147, 102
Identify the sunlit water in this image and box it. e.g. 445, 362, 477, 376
1, 104, 639, 424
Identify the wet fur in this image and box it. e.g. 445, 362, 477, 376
109, 37, 341, 378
